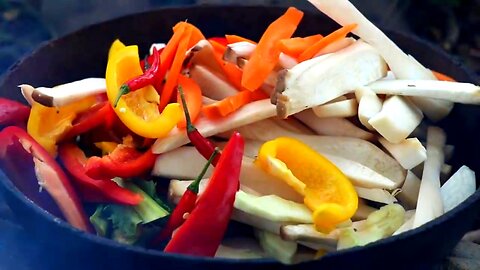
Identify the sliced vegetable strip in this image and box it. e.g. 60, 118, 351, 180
241, 7, 304, 91
176, 75, 202, 128
0, 97, 30, 127
150, 149, 219, 246
278, 34, 323, 58
255, 137, 358, 233
63, 101, 115, 140
59, 143, 143, 205
298, 24, 357, 62
164, 132, 244, 256
225, 34, 256, 44
432, 70, 456, 82
202, 90, 267, 119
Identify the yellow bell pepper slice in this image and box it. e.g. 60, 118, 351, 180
105, 42, 182, 138
255, 137, 358, 233
27, 96, 97, 156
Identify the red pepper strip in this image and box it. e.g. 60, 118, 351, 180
0, 126, 91, 231
150, 148, 219, 246
113, 48, 161, 107
62, 101, 115, 140
0, 98, 30, 127
58, 143, 143, 205
164, 132, 244, 256
178, 86, 220, 165
84, 144, 157, 180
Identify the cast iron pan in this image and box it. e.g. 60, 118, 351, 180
1, 5, 480, 270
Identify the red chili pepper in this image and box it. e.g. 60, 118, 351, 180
84, 144, 157, 179
0, 97, 30, 127
150, 148, 219, 247
58, 143, 143, 205
113, 48, 162, 107
0, 126, 90, 231
62, 101, 116, 140
178, 86, 220, 165
164, 132, 244, 256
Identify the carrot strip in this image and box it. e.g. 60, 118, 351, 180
225, 34, 256, 44
278, 34, 323, 58
176, 75, 203, 128
160, 25, 193, 110
298, 24, 357, 62
209, 39, 227, 55
210, 39, 246, 91
187, 24, 206, 48
158, 23, 187, 92
432, 70, 456, 82
241, 7, 304, 91
202, 90, 267, 119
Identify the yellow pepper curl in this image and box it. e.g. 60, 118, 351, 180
255, 137, 358, 233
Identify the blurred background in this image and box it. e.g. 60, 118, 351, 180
0, 0, 478, 76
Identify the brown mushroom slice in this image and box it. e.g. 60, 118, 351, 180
273, 41, 387, 118
19, 78, 106, 107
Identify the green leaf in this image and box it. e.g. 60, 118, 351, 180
89, 205, 109, 237
135, 179, 172, 213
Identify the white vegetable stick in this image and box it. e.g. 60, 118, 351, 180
152, 147, 214, 179
164, 154, 302, 202
354, 187, 397, 204
367, 80, 480, 104
413, 127, 446, 228
393, 211, 416, 236
397, 171, 421, 210
294, 109, 374, 140
441, 164, 453, 181
441, 166, 476, 213
379, 137, 427, 170
369, 96, 423, 143
306, 0, 453, 121
149, 43, 166, 55
274, 41, 387, 118
314, 37, 356, 57
270, 118, 315, 135
189, 65, 238, 100
312, 98, 358, 118
152, 99, 276, 154
19, 78, 106, 107
355, 87, 382, 130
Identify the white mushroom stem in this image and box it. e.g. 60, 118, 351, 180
314, 37, 356, 57
355, 86, 382, 130
367, 80, 480, 104
354, 187, 397, 205
306, 0, 454, 122
368, 96, 423, 144
397, 171, 421, 210
312, 98, 358, 118
441, 166, 476, 213
189, 65, 238, 100
152, 99, 276, 154
224, 42, 298, 69
19, 78, 106, 107
413, 127, 446, 229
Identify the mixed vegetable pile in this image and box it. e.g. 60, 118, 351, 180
1, 0, 480, 264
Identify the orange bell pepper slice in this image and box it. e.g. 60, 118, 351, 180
255, 137, 358, 233
176, 75, 202, 128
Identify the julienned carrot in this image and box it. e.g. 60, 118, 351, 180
202, 90, 267, 119
278, 34, 323, 58
176, 75, 202, 128
241, 7, 304, 91
225, 34, 256, 44
209, 39, 228, 54
188, 24, 206, 48
158, 23, 187, 93
298, 24, 357, 62
432, 70, 456, 82
160, 24, 194, 110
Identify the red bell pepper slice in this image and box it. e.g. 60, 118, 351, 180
164, 132, 244, 256
85, 144, 157, 180
58, 143, 143, 205
0, 126, 90, 232
63, 101, 116, 140
0, 98, 30, 127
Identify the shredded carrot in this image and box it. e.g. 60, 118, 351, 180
225, 34, 256, 44
160, 23, 204, 110
158, 22, 186, 91
241, 7, 304, 91
432, 70, 456, 82
298, 24, 357, 62
210, 39, 246, 91
278, 34, 323, 58
202, 90, 267, 119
